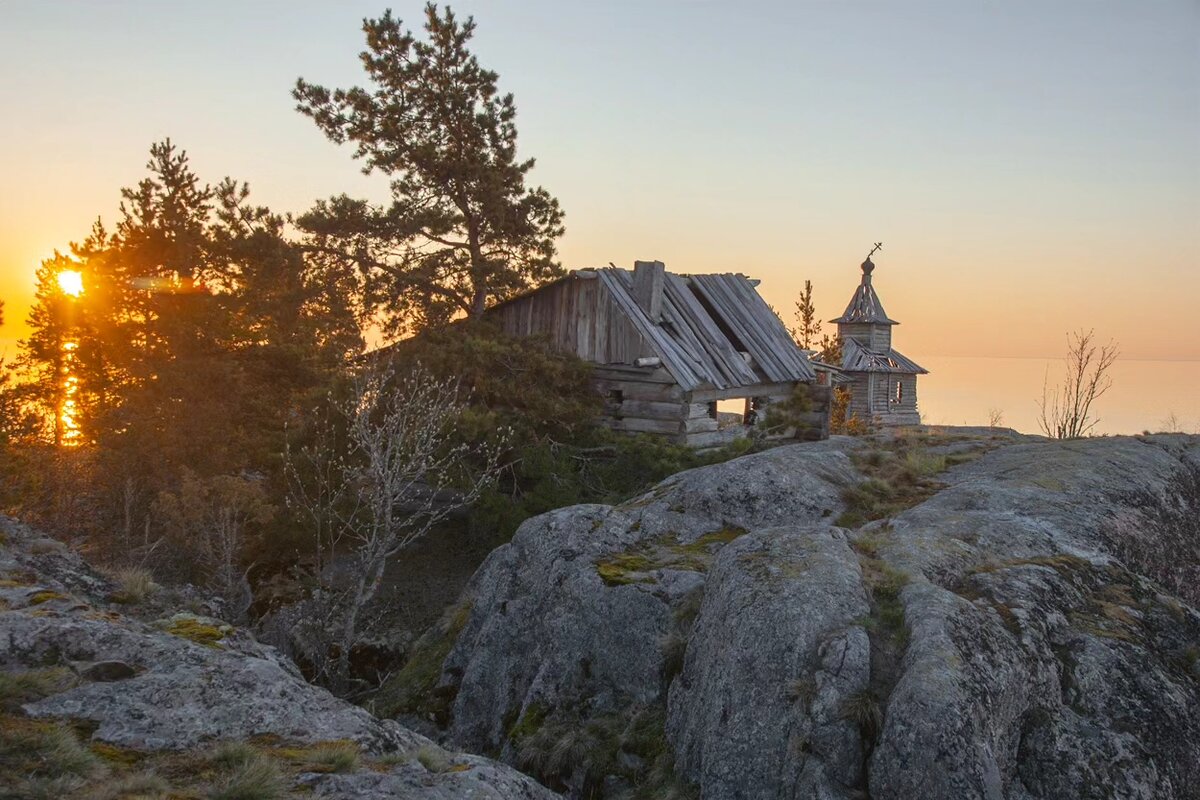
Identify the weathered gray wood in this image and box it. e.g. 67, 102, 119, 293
685, 430, 732, 448
593, 380, 685, 402
617, 400, 687, 419
690, 382, 799, 403
593, 365, 677, 384
612, 416, 684, 435
632, 260, 665, 321
683, 417, 720, 434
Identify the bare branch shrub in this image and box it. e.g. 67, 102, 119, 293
1158, 410, 1183, 434
1037, 329, 1119, 439
285, 359, 505, 694
151, 471, 274, 622
987, 408, 1004, 428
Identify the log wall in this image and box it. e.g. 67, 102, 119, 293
596, 372, 831, 446
490, 277, 655, 365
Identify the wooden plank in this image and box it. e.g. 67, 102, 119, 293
592, 379, 685, 402
632, 260, 665, 320
599, 270, 703, 390
661, 274, 756, 389
690, 381, 800, 403
683, 417, 719, 433
611, 417, 684, 435
619, 400, 687, 419
685, 430, 735, 448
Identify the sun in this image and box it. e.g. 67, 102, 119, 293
57, 270, 84, 297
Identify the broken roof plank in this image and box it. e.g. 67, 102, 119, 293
689, 274, 815, 384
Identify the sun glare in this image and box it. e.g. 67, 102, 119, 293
57, 269, 84, 297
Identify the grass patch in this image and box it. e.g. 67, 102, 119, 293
660, 629, 688, 685
513, 705, 697, 799
416, 744, 462, 774
210, 741, 258, 770
90, 741, 144, 767
0, 668, 77, 713
836, 438, 996, 528
596, 553, 658, 586
0, 572, 38, 588
0, 717, 102, 796
507, 702, 550, 744
207, 755, 287, 800
304, 741, 359, 774
969, 554, 1092, 577
162, 616, 229, 648
595, 526, 748, 586
848, 546, 911, 750
27, 590, 68, 605
786, 676, 817, 706
839, 690, 884, 744
371, 599, 471, 721
104, 567, 160, 605
90, 772, 172, 799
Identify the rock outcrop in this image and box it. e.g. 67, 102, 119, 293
418, 432, 1200, 799
0, 516, 558, 799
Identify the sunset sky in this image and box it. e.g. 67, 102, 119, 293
1, 0, 1197, 362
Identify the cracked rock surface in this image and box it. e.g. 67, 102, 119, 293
430, 433, 1200, 799
0, 516, 559, 800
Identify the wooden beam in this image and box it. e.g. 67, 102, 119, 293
617, 400, 687, 419
632, 260, 665, 321
683, 417, 719, 434
689, 382, 801, 403
610, 416, 684, 435
593, 379, 685, 402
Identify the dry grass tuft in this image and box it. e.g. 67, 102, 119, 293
207, 755, 288, 800
105, 567, 160, 605
0, 667, 77, 712
90, 771, 172, 799
306, 741, 360, 774
839, 690, 884, 743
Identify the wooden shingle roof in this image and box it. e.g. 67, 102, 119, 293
831, 257, 898, 325
840, 337, 928, 375
597, 268, 816, 391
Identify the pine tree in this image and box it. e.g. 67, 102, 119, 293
792, 280, 822, 350
17, 141, 362, 489
294, 4, 565, 336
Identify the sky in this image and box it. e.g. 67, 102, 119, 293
1, 0, 1197, 362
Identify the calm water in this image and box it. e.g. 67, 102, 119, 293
917, 356, 1200, 436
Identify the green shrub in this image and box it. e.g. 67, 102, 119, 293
513, 705, 697, 797
372, 600, 471, 720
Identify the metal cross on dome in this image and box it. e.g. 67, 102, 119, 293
866, 242, 883, 260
